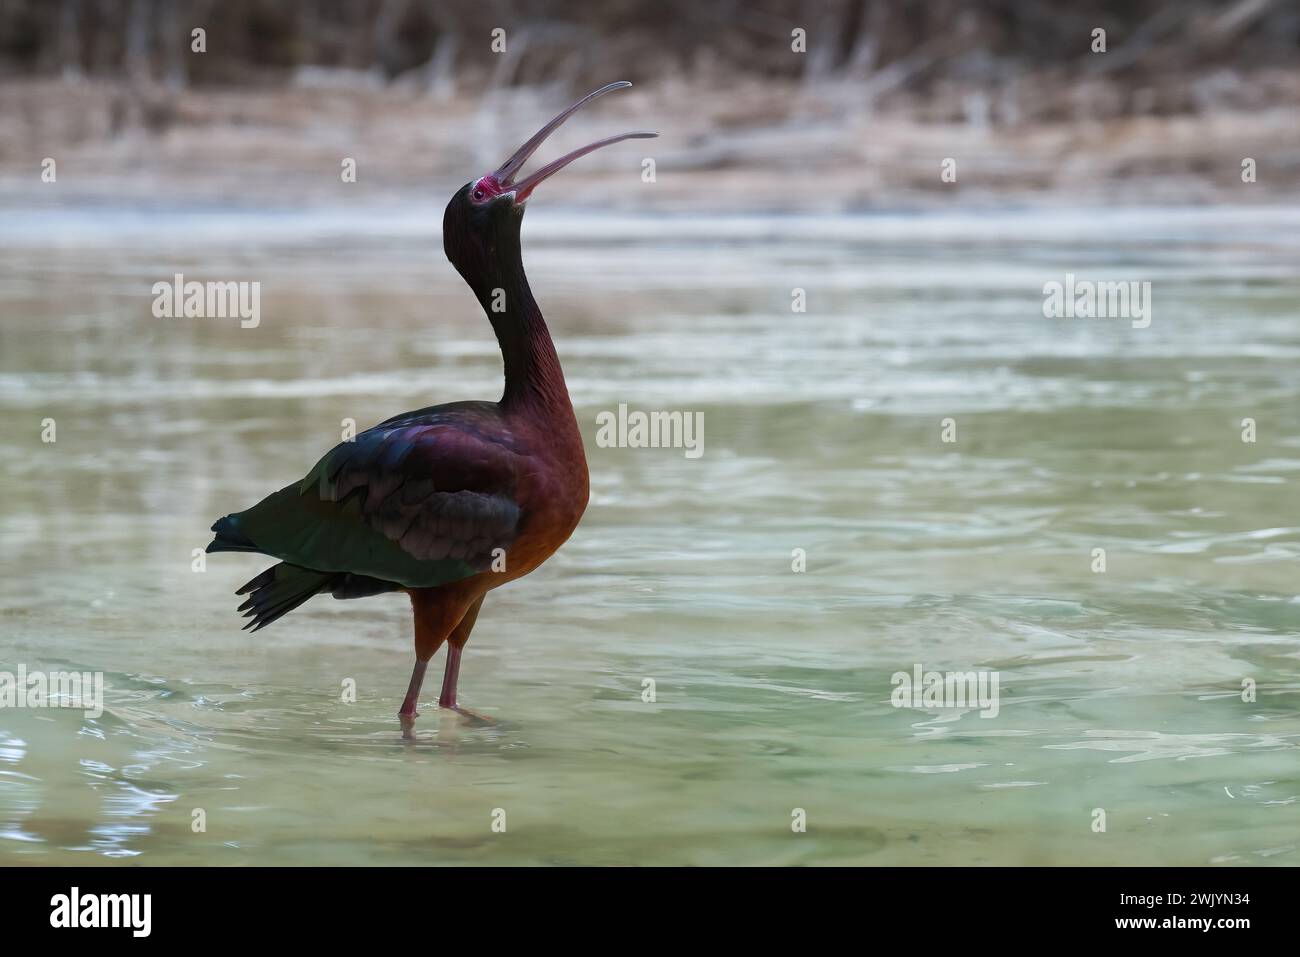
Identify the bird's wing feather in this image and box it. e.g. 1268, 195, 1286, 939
217, 407, 524, 588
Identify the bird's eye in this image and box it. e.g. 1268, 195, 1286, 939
472, 188, 485, 201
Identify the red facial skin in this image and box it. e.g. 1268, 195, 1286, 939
468, 174, 512, 205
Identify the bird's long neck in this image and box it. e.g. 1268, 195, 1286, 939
469, 251, 572, 417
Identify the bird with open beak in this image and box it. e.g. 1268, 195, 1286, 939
206, 82, 656, 735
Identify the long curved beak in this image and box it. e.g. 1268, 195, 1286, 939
493, 81, 657, 203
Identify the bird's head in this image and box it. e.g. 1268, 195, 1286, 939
443, 81, 656, 289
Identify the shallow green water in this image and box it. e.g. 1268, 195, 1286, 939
1, 205, 1298, 865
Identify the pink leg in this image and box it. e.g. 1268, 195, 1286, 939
398, 659, 428, 737
437, 594, 484, 713
439, 643, 462, 709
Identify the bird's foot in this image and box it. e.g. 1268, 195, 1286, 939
440, 700, 495, 726
399, 711, 419, 740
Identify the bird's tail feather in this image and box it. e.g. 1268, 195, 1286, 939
207, 515, 261, 554
236, 563, 333, 632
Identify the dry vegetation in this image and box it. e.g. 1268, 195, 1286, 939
1, 0, 1297, 209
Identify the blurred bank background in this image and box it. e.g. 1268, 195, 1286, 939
0, 0, 1298, 208
1, 2, 1299, 866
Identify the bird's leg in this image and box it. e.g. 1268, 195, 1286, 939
400, 590, 460, 736
398, 659, 429, 737
438, 643, 462, 709
439, 595, 486, 718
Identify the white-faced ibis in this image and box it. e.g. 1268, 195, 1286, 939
207, 82, 656, 733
